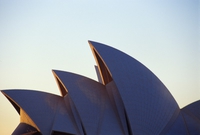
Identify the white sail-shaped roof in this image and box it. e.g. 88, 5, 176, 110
1, 41, 199, 135
1, 90, 79, 135
53, 70, 126, 134
89, 40, 180, 134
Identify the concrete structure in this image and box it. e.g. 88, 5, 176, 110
1, 41, 200, 135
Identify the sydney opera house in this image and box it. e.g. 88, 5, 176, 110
1, 41, 200, 135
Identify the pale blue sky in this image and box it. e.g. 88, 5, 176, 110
0, 0, 199, 134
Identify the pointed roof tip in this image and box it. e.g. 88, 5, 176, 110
88, 40, 95, 43
52, 69, 61, 72
52, 70, 68, 76
88, 40, 94, 47
52, 69, 57, 73
88, 40, 110, 49
1, 90, 13, 99
88, 40, 105, 50
88, 40, 103, 45
1, 90, 9, 94
52, 69, 66, 76
52, 70, 61, 81
88, 40, 96, 51
52, 70, 58, 77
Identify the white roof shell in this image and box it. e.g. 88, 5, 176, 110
1, 41, 199, 135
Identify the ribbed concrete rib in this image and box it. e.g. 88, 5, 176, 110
181, 100, 200, 134
51, 98, 81, 135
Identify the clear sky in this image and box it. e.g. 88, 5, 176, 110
0, 0, 199, 134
